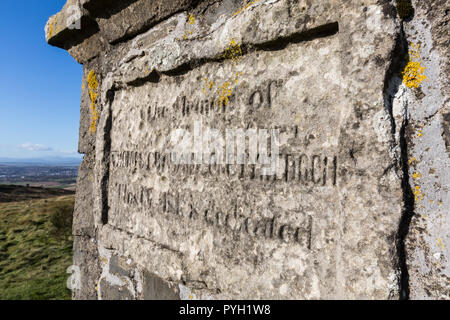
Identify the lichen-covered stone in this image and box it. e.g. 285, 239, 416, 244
47, 0, 449, 300
402, 0, 450, 300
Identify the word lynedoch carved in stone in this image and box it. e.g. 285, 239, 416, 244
112, 184, 313, 249
110, 150, 338, 186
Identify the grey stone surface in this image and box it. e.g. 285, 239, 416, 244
46, 0, 449, 300
72, 235, 101, 300
402, 0, 450, 300
73, 152, 95, 236
141, 270, 181, 300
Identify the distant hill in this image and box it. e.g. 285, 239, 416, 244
0, 185, 74, 203
0, 157, 82, 166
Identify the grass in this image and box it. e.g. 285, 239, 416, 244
0, 195, 74, 300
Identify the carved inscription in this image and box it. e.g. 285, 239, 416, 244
110, 150, 338, 186
108, 33, 344, 261
134, 79, 284, 122
112, 183, 313, 249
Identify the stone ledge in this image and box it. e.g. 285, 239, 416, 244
45, 0, 98, 50
45, 0, 200, 63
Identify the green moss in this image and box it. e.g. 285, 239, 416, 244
395, 0, 414, 19
0, 196, 74, 300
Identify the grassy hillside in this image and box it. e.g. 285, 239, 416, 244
0, 195, 74, 300
0, 184, 74, 203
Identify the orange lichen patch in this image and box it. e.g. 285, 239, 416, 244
188, 14, 196, 25
47, 17, 57, 38
402, 61, 426, 88
217, 81, 233, 106
234, 0, 260, 16
211, 72, 243, 107
222, 39, 243, 63
87, 70, 99, 134
413, 172, 422, 179
202, 77, 216, 93
402, 42, 426, 88
417, 129, 423, 137
233, 71, 243, 84
176, 14, 196, 41
414, 185, 424, 202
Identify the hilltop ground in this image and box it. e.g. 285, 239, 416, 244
0, 185, 74, 300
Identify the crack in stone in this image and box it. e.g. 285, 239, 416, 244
107, 224, 183, 256
100, 89, 115, 225
382, 19, 416, 300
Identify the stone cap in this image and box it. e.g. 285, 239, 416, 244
45, 0, 199, 63
44, 0, 97, 49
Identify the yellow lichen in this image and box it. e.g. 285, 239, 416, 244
48, 17, 57, 38
222, 39, 243, 63
437, 238, 446, 250
87, 70, 99, 134
408, 157, 417, 165
177, 14, 196, 41
234, 0, 260, 16
234, 71, 243, 84
413, 172, 422, 179
402, 42, 426, 88
417, 129, 423, 137
188, 14, 196, 25
202, 77, 216, 93
217, 81, 233, 106
414, 185, 424, 202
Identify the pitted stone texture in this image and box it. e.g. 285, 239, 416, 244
91, 0, 200, 44
141, 270, 181, 300
113, 0, 343, 85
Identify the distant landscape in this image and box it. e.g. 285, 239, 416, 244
0, 157, 80, 190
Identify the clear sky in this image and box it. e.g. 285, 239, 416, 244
0, 1, 83, 159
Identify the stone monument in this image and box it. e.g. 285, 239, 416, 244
46, 0, 449, 299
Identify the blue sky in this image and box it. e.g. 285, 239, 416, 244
0, 1, 83, 159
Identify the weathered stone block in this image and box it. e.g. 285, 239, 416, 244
47, 0, 449, 300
